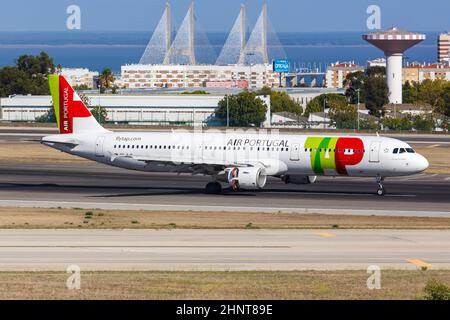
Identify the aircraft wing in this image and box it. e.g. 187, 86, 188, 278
110, 155, 287, 176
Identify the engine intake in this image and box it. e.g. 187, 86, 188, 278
226, 167, 267, 190
282, 175, 317, 185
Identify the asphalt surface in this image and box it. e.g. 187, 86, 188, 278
0, 229, 448, 271
0, 128, 449, 272
0, 127, 450, 144
0, 163, 449, 216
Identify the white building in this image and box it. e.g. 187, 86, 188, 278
0, 94, 270, 126
325, 62, 364, 89
367, 58, 386, 68
121, 64, 278, 90
438, 32, 450, 63
283, 88, 345, 109
61, 68, 99, 89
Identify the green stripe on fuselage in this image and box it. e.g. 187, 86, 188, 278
305, 137, 338, 175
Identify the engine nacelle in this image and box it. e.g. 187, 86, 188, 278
226, 167, 267, 190
282, 175, 317, 185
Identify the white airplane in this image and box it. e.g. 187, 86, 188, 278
42, 75, 429, 196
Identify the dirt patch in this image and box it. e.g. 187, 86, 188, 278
413, 144, 450, 174
0, 270, 448, 299
0, 143, 87, 163
0, 207, 449, 229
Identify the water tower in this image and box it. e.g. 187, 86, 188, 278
363, 28, 425, 104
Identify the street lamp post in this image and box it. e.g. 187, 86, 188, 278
323, 98, 327, 130
226, 95, 229, 127
356, 89, 360, 131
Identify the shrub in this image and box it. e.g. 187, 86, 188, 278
423, 279, 450, 300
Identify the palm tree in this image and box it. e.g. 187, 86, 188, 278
99, 68, 114, 93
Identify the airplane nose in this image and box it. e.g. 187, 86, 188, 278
416, 154, 429, 172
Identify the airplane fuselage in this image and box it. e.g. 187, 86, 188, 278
43, 130, 429, 179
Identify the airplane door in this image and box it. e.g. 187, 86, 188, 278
95, 136, 105, 157
369, 141, 380, 163
290, 144, 300, 161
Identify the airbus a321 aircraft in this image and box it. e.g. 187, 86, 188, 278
42, 75, 429, 196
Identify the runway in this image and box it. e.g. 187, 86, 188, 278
0, 162, 449, 216
0, 127, 449, 215
1, 127, 450, 144
0, 229, 449, 271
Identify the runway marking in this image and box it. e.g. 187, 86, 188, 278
0, 245, 289, 249
426, 144, 440, 148
264, 191, 416, 198
445, 176, 450, 181
315, 232, 336, 238
0, 133, 44, 137
407, 259, 433, 269
406, 141, 450, 145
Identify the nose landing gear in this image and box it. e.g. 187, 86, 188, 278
376, 176, 386, 196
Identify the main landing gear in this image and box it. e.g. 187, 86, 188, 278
205, 181, 223, 195
376, 176, 386, 196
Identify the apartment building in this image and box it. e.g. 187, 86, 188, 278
121, 64, 278, 90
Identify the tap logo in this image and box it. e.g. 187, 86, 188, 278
305, 137, 365, 175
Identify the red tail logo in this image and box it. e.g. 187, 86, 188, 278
58, 76, 92, 134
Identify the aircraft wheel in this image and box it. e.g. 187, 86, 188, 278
376, 187, 386, 196
205, 182, 222, 195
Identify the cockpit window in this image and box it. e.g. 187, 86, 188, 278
399, 148, 406, 154
393, 148, 399, 154
406, 148, 415, 153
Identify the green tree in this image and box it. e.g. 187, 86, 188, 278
16, 52, 55, 77
35, 108, 56, 123
417, 80, 447, 114
181, 90, 209, 95
256, 86, 303, 115
413, 114, 435, 132
91, 105, 108, 124
304, 93, 347, 117
257, 86, 272, 96
270, 91, 303, 115
329, 104, 357, 129
403, 81, 419, 104
363, 76, 389, 117
359, 117, 379, 130
382, 116, 413, 131
344, 70, 365, 104
0, 52, 55, 97
99, 68, 115, 94
73, 84, 90, 90
344, 67, 388, 117
215, 92, 267, 127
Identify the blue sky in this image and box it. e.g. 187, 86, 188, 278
0, 0, 449, 32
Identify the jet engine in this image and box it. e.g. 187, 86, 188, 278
226, 167, 267, 190
281, 175, 317, 185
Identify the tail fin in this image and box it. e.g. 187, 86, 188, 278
48, 75, 107, 134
